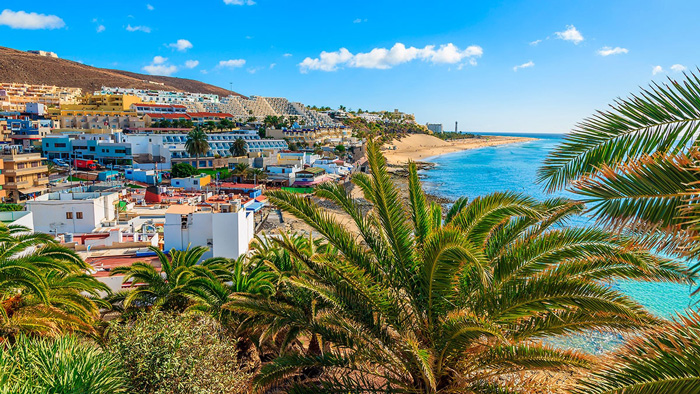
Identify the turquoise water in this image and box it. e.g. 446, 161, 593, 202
421, 133, 698, 322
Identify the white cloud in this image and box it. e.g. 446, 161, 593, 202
223, 0, 256, 5
146, 4, 154, 10
143, 56, 177, 76
283, 53, 293, 57
353, 18, 367, 23
671, 64, 687, 72
184, 60, 199, 69
529, 39, 542, 46
555, 25, 584, 44
247, 67, 262, 74
217, 59, 246, 69
513, 61, 535, 71
0, 9, 65, 29
269, 63, 276, 69
126, 24, 151, 33
168, 39, 193, 52
96, 24, 105, 33
299, 43, 483, 73
597, 46, 628, 56
652, 65, 664, 75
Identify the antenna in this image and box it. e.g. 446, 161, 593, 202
229, 82, 233, 93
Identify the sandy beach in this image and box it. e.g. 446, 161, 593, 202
382, 134, 537, 165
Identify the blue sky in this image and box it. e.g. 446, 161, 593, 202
1, 0, 698, 133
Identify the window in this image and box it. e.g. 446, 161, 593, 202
76, 212, 83, 219
66, 212, 73, 219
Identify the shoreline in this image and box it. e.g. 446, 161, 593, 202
382, 134, 538, 165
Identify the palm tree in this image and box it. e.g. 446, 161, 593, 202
572, 311, 700, 394
227, 141, 689, 393
541, 70, 700, 394
0, 224, 108, 340
538, 71, 700, 261
184, 256, 274, 326
231, 162, 250, 182
184, 126, 209, 170
110, 246, 228, 312
230, 138, 248, 157
227, 232, 336, 359
246, 168, 266, 183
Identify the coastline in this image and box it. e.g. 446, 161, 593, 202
381, 134, 538, 165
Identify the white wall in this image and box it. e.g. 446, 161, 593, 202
26, 192, 119, 234
164, 208, 253, 260
0, 211, 34, 232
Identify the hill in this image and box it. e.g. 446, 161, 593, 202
0, 46, 244, 98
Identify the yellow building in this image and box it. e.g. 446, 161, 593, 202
0, 149, 49, 202
54, 94, 142, 117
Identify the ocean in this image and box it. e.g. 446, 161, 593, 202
420, 132, 699, 352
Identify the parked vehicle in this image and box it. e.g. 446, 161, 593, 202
52, 158, 68, 167
74, 159, 98, 171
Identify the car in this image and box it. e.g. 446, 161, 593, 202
52, 158, 68, 167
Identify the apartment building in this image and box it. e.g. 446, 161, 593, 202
98, 87, 221, 104
26, 192, 120, 234
0, 148, 49, 202
8, 118, 52, 150
123, 131, 287, 169
131, 103, 187, 115
267, 125, 350, 146
55, 94, 141, 117
0, 83, 81, 112
427, 123, 444, 133
43, 134, 133, 166
60, 114, 144, 130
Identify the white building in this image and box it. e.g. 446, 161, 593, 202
163, 203, 254, 260
314, 159, 353, 175
0, 211, 34, 232
26, 192, 120, 234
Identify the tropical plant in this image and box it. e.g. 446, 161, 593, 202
0, 224, 107, 340
184, 256, 274, 325
0, 335, 128, 394
574, 311, 700, 394
184, 126, 209, 169
170, 162, 199, 178
227, 141, 689, 393
231, 137, 248, 157
107, 311, 251, 394
538, 71, 700, 261
110, 246, 228, 312
541, 70, 700, 394
228, 232, 335, 358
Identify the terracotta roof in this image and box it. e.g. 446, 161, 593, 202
219, 182, 261, 189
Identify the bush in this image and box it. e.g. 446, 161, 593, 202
106, 311, 251, 394
171, 163, 199, 178
0, 204, 23, 212
0, 335, 127, 394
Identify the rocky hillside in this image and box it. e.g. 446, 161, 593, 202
0, 46, 245, 97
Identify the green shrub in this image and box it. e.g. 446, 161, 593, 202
107, 311, 251, 394
171, 163, 199, 178
0, 335, 127, 394
0, 204, 23, 212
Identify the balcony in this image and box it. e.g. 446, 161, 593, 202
3, 165, 48, 176
4, 179, 31, 189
